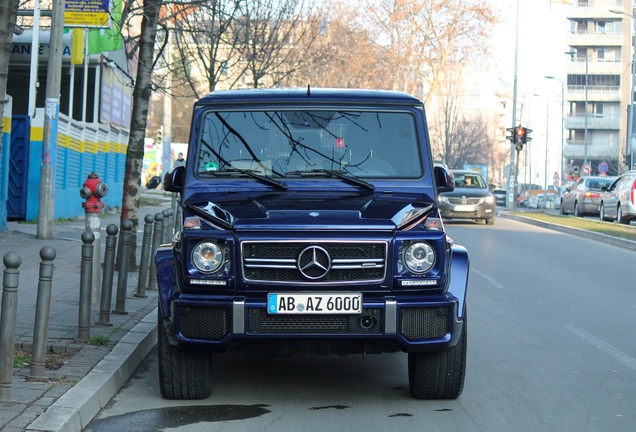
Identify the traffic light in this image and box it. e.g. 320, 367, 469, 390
506, 127, 515, 142
155, 128, 163, 146
515, 126, 526, 144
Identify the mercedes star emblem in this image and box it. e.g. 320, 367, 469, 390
297, 245, 331, 280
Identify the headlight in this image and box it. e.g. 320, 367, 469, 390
485, 195, 494, 204
438, 196, 449, 204
403, 242, 436, 274
192, 242, 224, 273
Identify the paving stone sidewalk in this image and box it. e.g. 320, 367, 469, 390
0, 191, 173, 431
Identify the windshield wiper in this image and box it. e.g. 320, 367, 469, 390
199, 168, 288, 190
286, 169, 374, 191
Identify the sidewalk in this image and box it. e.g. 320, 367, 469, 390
0, 191, 174, 432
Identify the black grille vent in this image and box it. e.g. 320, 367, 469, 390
399, 307, 449, 340
179, 306, 230, 340
248, 308, 381, 334
242, 241, 386, 283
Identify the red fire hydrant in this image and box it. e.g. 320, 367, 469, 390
80, 172, 108, 213
80, 172, 108, 304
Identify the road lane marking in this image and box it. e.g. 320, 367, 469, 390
567, 324, 636, 371
472, 269, 504, 289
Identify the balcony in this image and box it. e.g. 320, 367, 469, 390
563, 142, 619, 160
567, 31, 624, 47
564, 113, 620, 130
565, 85, 622, 102
565, 59, 623, 75
567, 3, 627, 20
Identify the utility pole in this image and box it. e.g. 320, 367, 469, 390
507, 0, 521, 210
37, 0, 65, 239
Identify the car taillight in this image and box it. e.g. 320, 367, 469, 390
631, 180, 636, 206
584, 192, 600, 199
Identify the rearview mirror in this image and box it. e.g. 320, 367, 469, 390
164, 166, 185, 193
434, 165, 455, 193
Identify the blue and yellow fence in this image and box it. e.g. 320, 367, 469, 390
0, 96, 12, 230
24, 108, 128, 221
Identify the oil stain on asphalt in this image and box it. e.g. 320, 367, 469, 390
85, 404, 271, 431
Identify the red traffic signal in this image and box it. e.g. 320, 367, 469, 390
515, 127, 526, 144
513, 126, 532, 145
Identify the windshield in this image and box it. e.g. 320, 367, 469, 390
194, 109, 423, 179
454, 172, 487, 188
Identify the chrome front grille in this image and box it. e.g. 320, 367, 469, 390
447, 197, 483, 205
242, 241, 387, 283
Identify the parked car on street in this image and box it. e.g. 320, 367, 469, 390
598, 171, 636, 224
492, 188, 507, 207
560, 175, 615, 217
158, 88, 469, 401
527, 191, 558, 209
438, 170, 495, 224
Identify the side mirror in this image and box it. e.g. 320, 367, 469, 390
164, 165, 185, 193
434, 165, 455, 193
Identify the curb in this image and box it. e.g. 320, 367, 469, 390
26, 309, 158, 432
502, 213, 636, 252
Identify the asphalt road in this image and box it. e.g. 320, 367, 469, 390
86, 217, 636, 432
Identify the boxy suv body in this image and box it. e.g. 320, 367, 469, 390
599, 170, 636, 224
158, 88, 469, 401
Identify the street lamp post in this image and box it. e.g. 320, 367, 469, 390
545, 76, 565, 189
533, 94, 550, 207
565, 51, 589, 170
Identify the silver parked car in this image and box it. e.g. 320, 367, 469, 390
560, 175, 615, 217
598, 171, 636, 224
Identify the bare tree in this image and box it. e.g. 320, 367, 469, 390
0, 0, 20, 142
170, 0, 243, 97
280, 2, 387, 89
358, 0, 497, 107
236, 0, 319, 88
430, 76, 492, 169
120, 0, 163, 264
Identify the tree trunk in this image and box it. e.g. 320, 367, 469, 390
120, 0, 163, 269
0, 0, 20, 140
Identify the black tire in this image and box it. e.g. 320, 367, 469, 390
617, 205, 629, 224
599, 203, 607, 221
485, 217, 495, 225
408, 314, 467, 400
158, 307, 212, 399
574, 202, 581, 217
560, 200, 565, 215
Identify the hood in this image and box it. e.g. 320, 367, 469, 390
184, 191, 435, 231
440, 187, 492, 198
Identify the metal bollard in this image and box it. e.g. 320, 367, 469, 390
135, 214, 154, 298
28, 246, 56, 382
173, 202, 182, 234
113, 219, 132, 315
0, 252, 22, 401
162, 209, 171, 244
78, 231, 95, 343
165, 209, 174, 242
96, 224, 118, 326
147, 213, 163, 291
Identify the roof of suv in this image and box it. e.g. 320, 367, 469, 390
195, 87, 423, 107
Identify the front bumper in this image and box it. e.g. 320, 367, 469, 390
439, 203, 495, 220
156, 241, 469, 355
165, 295, 464, 354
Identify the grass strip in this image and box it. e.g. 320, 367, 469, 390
513, 212, 636, 242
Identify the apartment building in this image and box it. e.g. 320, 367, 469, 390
565, 0, 634, 176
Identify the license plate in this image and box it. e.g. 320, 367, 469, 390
267, 293, 362, 314
454, 204, 475, 212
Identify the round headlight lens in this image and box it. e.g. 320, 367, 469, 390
404, 242, 436, 274
192, 242, 224, 273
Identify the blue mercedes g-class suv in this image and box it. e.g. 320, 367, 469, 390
159, 87, 468, 400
